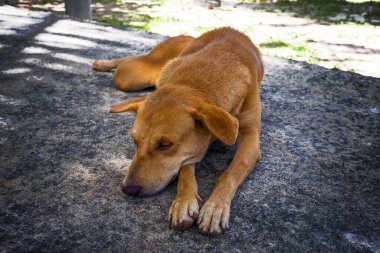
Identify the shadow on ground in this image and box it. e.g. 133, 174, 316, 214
0, 5, 379, 253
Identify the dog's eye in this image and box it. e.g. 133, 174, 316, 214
157, 140, 173, 151
194, 118, 204, 129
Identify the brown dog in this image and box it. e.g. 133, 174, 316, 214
93, 27, 264, 236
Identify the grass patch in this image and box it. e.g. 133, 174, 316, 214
93, 11, 178, 31
94, 0, 124, 5
259, 40, 289, 48
260, 39, 321, 64
93, 12, 153, 30
292, 44, 307, 52
92, 1, 166, 31
97, 15, 126, 26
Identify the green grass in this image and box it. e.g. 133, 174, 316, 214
93, 12, 152, 29
93, 0, 124, 4
259, 39, 321, 64
292, 45, 307, 52
97, 15, 126, 26
92, 0, 167, 31
259, 40, 289, 48
145, 16, 180, 30
93, 12, 179, 32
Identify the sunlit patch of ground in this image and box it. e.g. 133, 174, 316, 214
11, 0, 380, 78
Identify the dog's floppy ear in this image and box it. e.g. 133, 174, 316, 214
110, 96, 146, 113
191, 102, 239, 145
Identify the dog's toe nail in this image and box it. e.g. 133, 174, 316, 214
200, 228, 207, 235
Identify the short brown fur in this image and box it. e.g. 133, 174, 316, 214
93, 27, 264, 236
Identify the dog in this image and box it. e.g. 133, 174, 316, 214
92, 27, 264, 236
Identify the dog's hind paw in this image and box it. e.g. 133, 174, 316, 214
197, 200, 230, 236
168, 195, 200, 230
92, 59, 115, 72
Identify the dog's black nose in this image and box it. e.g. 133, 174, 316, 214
121, 182, 141, 196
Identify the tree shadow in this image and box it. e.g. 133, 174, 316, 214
252, 0, 380, 26
312, 41, 380, 55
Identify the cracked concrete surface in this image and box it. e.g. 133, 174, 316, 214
0, 5, 379, 253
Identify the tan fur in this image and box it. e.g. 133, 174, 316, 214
93, 27, 264, 236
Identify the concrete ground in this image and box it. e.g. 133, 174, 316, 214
0, 5, 379, 253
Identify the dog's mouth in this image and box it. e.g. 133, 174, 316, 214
123, 169, 180, 197
142, 171, 180, 197
138, 187, 164, 197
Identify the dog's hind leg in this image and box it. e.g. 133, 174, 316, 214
92, 56, 135, 72
112, 35, 195, 91
168, 164, 201, 230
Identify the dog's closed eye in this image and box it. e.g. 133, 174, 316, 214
194, 118, 204, 129
157, 140, 173, 151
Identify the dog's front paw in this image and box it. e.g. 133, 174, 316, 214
197, 200, 230, 236
168, 195, 200, 230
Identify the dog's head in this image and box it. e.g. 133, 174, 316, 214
110, 86, 238, 196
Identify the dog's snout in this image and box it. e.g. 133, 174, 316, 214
121, 182, 141, 196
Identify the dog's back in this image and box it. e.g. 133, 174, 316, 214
158, 27, 264, 116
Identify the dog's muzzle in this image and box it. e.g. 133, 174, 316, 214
121, 182, 141, 196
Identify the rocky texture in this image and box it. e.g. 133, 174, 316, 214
0, 5, 379, 253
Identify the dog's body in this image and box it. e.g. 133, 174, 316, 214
93, 27, 264, 236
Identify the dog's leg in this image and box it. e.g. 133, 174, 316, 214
168, 164, 201, 230
112, 35, 195, 91
197, 109, 261, 236
92, 56, 134, 72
